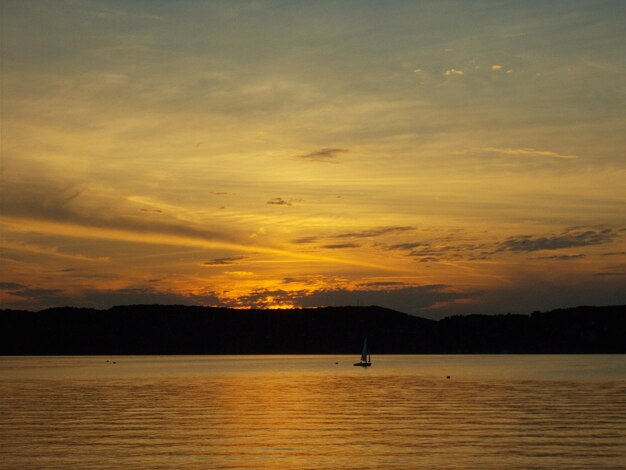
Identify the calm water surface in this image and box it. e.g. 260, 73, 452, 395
1, 355, 625, 469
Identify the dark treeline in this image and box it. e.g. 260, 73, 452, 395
0, 304, 624, 355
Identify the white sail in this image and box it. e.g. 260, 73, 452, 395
354, 336, 371, 367
361, 337, 368, 362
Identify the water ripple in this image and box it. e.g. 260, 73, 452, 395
1, 355, 625, 469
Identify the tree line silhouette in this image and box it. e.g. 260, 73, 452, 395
0, 304, 624, 354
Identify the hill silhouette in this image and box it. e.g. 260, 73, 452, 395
0, 304, 624, 355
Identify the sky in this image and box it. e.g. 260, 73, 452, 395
1, 0, 625, 318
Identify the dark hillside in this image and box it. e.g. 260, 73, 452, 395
0, 304, 624, 354
436, 305, 626, 353
0, 305, 436, 355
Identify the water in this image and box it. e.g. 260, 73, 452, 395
1, 355, 625, 469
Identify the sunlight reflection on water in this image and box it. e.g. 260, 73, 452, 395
1, 355, 625, 469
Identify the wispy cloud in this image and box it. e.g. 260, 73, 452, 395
297, 148, 349, 162
0, 282, 222, 311
0, 240, 109, 262
297, 284, 473, 314
476, 147, 579, 159
380, 226, 621, 262
282, 277, 314, 285
292, 236, 318, 244
385, 242, 429, 251
0, 172, 383, 269
322, 243, 360, 249
383, 239, 476, 261
0, 282, 27, 290
497, 227, 616, 253
0, 283, 67, 309
267, 197, 292, 206
535, 254, 585, 260
357, 281, 407, 288
203, 256, 245, 266
335, 226, 414, 239
1, 173, 238, 246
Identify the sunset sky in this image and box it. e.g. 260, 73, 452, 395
1, 0, 625, 318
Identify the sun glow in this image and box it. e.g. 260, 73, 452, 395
265, 301, 298, 310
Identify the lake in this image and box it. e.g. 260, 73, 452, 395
1, 355, 625, 469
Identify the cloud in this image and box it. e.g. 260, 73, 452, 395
267, 197, 292, 206
2, 170, 373, 268
476, 147, 579, 159
290, 227, 415, 248
601, 251, 626, 256
282, 277, 313, 284
385, 242, 429, 251
382, 226, 620, 261
0, 172, 241, 248
535, 254, 585, 260
203, 256, 245, 266
228, 288, 303, 309
453, 273, 626, 316
358, 281, 407, 287
335, 226, 414, 239
322, 243, 360, 249
82, 288, 222, 309
0, 284, 68, 309
497, 227, 616, 253
0, 282, 27, 290
297, 285, 473, 315
297, 148, 349, 162
221, 284, 474, 315
0, 239, 109, 262
407, 245, 457, 258
382, 238, 485, 262
444, 69, 464, 76
0, 282, 225, 310
292, 236, 318, 244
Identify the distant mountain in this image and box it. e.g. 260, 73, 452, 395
0, 304, 624, 355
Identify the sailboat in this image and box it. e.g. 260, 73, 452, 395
353, 337, 371, 367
